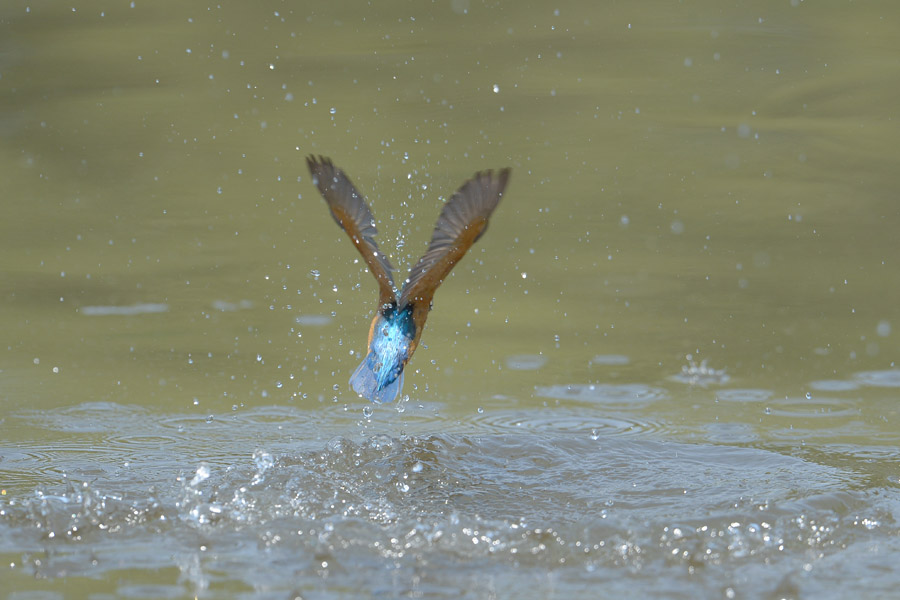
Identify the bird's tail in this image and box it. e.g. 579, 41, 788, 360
349, 352, 404, 404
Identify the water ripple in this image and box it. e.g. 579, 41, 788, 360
79, 303, 168, 316
590, 354, 630, 366
535, 383, 667, 407
809, 379, 861, 392
853, 369, 900, 388
467, 407, 666, 437
715, 388, 773, 403
767, 395, 859, 419
2, 405, 898, 599
295, 314, 333, 326
504, 354, 547, 371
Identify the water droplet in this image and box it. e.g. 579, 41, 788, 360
190, 464, 210, 486
251, 450, 274, 485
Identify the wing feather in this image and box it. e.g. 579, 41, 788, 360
306, 156, 397, 307
400, 168, 511, 310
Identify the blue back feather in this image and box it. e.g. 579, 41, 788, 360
349, 305, 415, 403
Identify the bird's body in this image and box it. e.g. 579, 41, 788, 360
349, 304, 414, 404
306, 156, 510, 403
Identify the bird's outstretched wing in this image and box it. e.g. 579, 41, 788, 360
307, 155, 397, 307
400, 168, 511, 310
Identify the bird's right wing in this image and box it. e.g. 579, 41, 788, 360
306, 155, 397, 307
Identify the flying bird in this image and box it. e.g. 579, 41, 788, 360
306, 156, 511, 404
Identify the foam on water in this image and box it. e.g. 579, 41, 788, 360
2, 403, 898, 598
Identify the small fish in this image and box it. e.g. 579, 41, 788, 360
307, 156, 511, 403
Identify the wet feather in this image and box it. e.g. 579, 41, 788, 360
307, 156, 510, 403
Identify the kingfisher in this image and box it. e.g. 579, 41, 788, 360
306, 156, 511, 404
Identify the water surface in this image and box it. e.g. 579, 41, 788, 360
2, 1, 899, 598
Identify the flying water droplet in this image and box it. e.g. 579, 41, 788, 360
190, 464, 210, 487
250, 451, 274, 485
